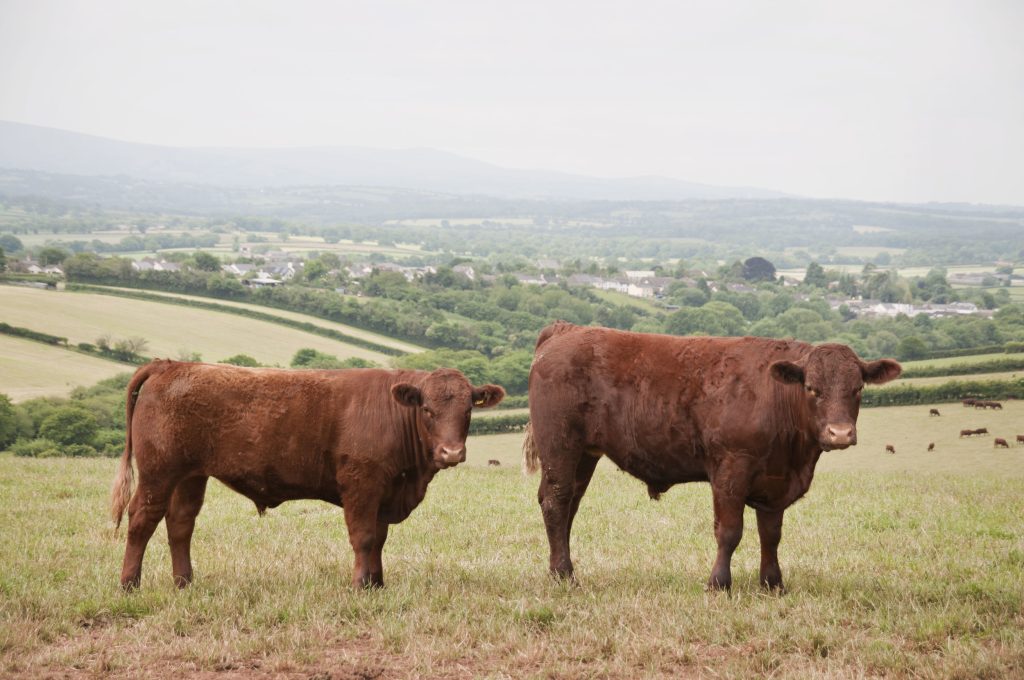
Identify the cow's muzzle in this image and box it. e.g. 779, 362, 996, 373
436, 445, 467, 468
822, 423, 857, 450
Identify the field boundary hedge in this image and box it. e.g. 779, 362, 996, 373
67, 284, 407, 357
0, 321, 145, 366
863, 378, 1024, 407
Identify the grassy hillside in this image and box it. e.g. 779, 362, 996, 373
98, 286, 427, 353
0, 335, 128, 402
0, 285, 396, 368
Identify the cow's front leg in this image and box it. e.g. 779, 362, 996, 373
340, 487, 386, 589
708, 463, 752, 591
756, 508, 785, 592
367, 520, 389, 588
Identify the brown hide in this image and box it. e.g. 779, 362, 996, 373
111, 360, 503, 590
525, 322, 900, 591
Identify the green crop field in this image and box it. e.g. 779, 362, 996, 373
0, 285, 397, 369
3, 402, 1023, 677
0, 335, 128, 402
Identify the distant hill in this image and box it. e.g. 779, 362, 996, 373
0, 120, 785, 201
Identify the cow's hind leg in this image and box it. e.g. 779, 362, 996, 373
120, 477, 177, 590
165, 476, 209, 588
538, 446, 593, 581
756, 508, 785, 592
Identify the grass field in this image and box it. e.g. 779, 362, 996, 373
0, 335, 128, 402
2, 403, 1023, 678
0, 286, 396, 369
900, 353, 1020, 370
98, 286, 427, 354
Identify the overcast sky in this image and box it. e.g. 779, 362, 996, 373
1, 0, 1022, 204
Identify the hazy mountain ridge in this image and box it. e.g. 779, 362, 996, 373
0, 120, 786, 201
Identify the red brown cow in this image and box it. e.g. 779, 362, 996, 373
885, 444, 896, 454
927, 442, 935, 451
523, 323, 901, 591
929, 408, 940, 417
959, 429, 973, 438
110, 360, 504, 590
994, 438, 1010, 448
1017, 435, 1024, 445
975, 427, 989, 436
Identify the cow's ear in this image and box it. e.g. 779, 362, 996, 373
472, 384, 506, 408
862, 359, 902, 385
391, 383, 423, 407
770, 360, 805, 385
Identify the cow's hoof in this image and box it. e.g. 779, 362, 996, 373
706, 575, 732, 592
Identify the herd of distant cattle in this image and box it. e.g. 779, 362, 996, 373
107, 321, 1017, 593
884, 399, 1020, 454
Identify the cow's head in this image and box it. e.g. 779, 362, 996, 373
391, 368, 505, 468
770, 344, 901, 451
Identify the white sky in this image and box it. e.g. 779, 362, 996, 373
1, 0, 1022, 204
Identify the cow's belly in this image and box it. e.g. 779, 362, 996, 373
215, 472, 340, 510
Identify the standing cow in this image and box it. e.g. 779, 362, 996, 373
523, 323, 901, 591
111, 360, 504, 590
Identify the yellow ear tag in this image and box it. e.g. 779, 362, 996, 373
474, 399, 485, 406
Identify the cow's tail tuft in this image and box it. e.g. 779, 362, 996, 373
110, 361, 167, 531
521, 421, 540, 475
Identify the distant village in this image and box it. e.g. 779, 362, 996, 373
9, 246, 1017, 321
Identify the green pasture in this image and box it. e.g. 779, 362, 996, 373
0, 335, 127, 402
0, 285, 395, 369
2, 415, 1023, 677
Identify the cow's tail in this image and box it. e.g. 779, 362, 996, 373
521, 421, 540, 475
110, 361, 167, 530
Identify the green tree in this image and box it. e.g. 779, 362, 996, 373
38, 406, 99, 446
37, 246, 69, 266
219, 354, 261, 367
0, 234, 23, 253
0, 394, 18, 449
192, 251, 222, 272
0, 246, 6, 273
896, 336, 928, 360
742, 257, 776, 282
804, 262, 828, 288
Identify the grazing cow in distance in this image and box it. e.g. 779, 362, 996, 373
959, 429, 973, 438
1017, 435, 1024, 445
974, 402, 988, 409
885, 444, 896, 454
927, 442, 935, 451
975, 427, 989, 436
994, 438, 1010, 448
962, 399, 976, 407
488, 459, 501, 466
929, 408, 941, 417
523, 322, 901, 591
989, 401, 1003, 410
110, 360, 504, 590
